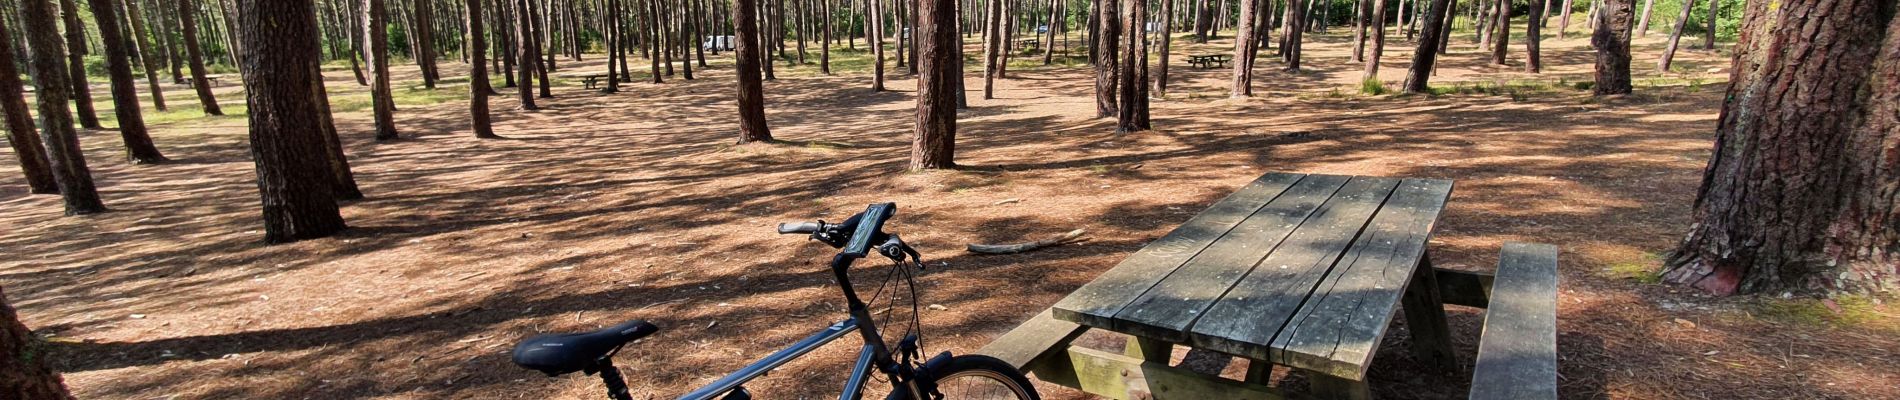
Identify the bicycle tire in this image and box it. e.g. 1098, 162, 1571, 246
890, 354, 1039, 400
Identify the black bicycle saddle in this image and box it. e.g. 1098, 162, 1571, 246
512, 319, 659, 376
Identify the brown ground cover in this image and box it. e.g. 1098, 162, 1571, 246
3, 27, 1895, 400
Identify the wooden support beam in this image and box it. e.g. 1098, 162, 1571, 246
975, 308, 1090, 369
1434, 267, 1494, 308
1027, 346, 1287, 400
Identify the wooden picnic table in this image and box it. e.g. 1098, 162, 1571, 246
1187, 54, 1231, 69
557, 71, 613, 89
979, 171, 1562, 399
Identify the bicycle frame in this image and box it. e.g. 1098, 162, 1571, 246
673, 253, 924, 400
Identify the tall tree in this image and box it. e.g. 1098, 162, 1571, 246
1490, 0, 1510, 65
89, 0, 168, 163
1402, 0, 1453, 93
0, 17, 59, 194
1364, 0, 1389, 80
1634, 0, 1655, 35
235, 0, 348, 243
1657, 0, 1693, 71
1154, 0, 1173, 97
1114, 0, 1147, 132
1230, 0, 1256, 97
869, 0, 885, 91
911, 0, 955, 170
1590, 0, 1631, 95
59, 0, 104, 129
1282, 0, 1305, 71
982, 0, 1002, 98
1557, 0, 1573, 38
1700, 0, 1715, 49
415, 0, 440, 88
1351, 0, 1369, 62
306, 6, 362, 201
603, 0, 622, 92
363, 0, 401, 136
179, 0, 224, 115
468, 0, 498, 138
1525, 0, 1543, 72
1095, 0, 1119, 114
122, 0, 168, 112
734, 0, 773, 142
23, 0, 108, 214
1, 286, 77, 400
1664, 0, 1898, 295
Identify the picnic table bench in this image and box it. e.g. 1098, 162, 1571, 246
1187, 54, 1231, 69
558, 71, 613, 89
1014, 38, 1041, 50
977, 172, 1560, 399
189, 74, 227, 88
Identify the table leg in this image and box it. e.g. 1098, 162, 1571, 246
1401, 253, 1458, 371
1244, 359, 1274, 384
1307, 370, 1372, 400
1124, 335, 1172, 364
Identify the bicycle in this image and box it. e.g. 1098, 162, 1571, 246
510, 202, 1040, 400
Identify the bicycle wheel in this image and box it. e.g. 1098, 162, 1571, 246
925, 355, 1039, 400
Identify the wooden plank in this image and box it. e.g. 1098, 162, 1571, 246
1052, 173, 1308, 329
1027, 346, 1286, 400
1267, 178, 1454, 380
1435, 268, 1495, 309
1186, 177, 1402, 362
1127, 336, 1174, 364
974, 309, 1090, 370
1110, 175, 1351, 342
1469, 242, 1561, 400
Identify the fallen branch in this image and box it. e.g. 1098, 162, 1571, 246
967, 229, 1087, 254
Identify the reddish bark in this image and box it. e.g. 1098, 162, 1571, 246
911, 0, 956, 170
1591, 0, 1632, 95
734, 0, 774, 143
1, 286, 76, 400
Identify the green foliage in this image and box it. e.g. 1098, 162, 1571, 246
1603, 253, 1664, 284
1359, 78, 1389, 96
1754, 295, 1897, 333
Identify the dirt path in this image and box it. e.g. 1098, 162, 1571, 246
2, 29, 1893, 400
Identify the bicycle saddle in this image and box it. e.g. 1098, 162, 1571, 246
512, 319, 659, 376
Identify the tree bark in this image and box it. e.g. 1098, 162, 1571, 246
1283, 0, 1305, 71
89, 0, 168, 163
1230, 0, 1256, 97
1114, 0, 1147, 132
1557, 0, 1572, 38
1, 286, 77, 400
1403, 0, 1452, 93
1590, 0, 1631, 95
0, 16, 59, 194
982, 0, 1001, 98
59, 0, 103, 129
734, 0, 774, 142
1634, 0, 1653, 36
1155, 0, 1173, 97
1664, 0, 1898, 295
305, 7, 362, 201
1364, 0, 1388, 80
122, 0, 168, 112
513, 0, 538, 109
1525, 0, 1542, 72
469, 0, 498, 138
1351, 0, 1368, 63
1490, 0, 1510, 65
1700, 0, 1714, 49
1095, 0, 1119, 115
870, 0, 885, 90
235, 0, 347, 243
416, 0, 440, 88
1657, 0, 1692, 72
604, 0, 622, 92
911, 0, 955, 170
363, 0, 402, 137
179, 0, 224, 115
22, 0, 108, 215
821, 0, 833, 73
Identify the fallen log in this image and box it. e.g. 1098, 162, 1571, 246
966, 229, 1087, 254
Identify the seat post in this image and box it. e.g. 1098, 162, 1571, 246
595, 359, 633, 400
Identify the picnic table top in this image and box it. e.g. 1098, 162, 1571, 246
1051, 172, 1453, 380
1188, 54, 1231, 59
555, 71, 612, 78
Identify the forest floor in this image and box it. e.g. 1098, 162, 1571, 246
4, 23, 1897, 400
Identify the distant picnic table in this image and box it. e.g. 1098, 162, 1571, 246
189, 74, 227, 88
1187, 54, 1230, 69
557, 71, 613, 89
978, 172, 1561, 400
1014, 38, 1040, 50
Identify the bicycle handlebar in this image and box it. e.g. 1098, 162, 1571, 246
777, 222, 823, 234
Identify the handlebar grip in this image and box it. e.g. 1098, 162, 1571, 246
778, 222, 822, 234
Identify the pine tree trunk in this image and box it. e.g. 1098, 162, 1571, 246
735, 0, 774, 142
235, 0, 347, 243
179, 0, 224, 115
1525, 0, 1542, 72
513, 0, 539, 108
364, 0, 403, 136
1634, 0, 1653, 36
1590, 0, 1631, 95
1094, 0, 1119, 115
1490, 0, 1509, 65
417, 0, 439, 88
982, 0, 1001, 98
305, 14, 362, 201
1663, 0, 1899, 295
469, 0, 499, 137
822, 0, 833, 73
869, 0, 884, 90
1364, 0, 1388, 80
0, 16, 59, 194
89, 0, 168, 163
1700, 0, 1714, 49
22, 0, 108, 215
911, 0, 955, 170
1, 286, 76, 400
1231, 0, 1255, 97
1283, 0, 1305, 71
531, 0, 551, 96
59, 0, 104, 129
1351, 0, 1368, 63
1155, 0, 1172, 97
1657, 0, 1692, 72
122, 0, 169, 112
1114, 0, 1147, 132
1403, 0, 1451, 93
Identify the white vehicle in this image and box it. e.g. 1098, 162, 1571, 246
702, 35, 735, 51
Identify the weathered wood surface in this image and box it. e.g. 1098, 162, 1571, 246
1468, 242, 1560, 400
1435, 268, 1495, 308
1026, 346, 1287, 400
1051, 173, 1304, 329
1267, 178, 1454, 380
974, 308, 1089, 370
1113, 174, 1349, 342
1189, 177, 1402, 361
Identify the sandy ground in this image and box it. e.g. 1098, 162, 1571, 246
3, 24, 1896, 400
